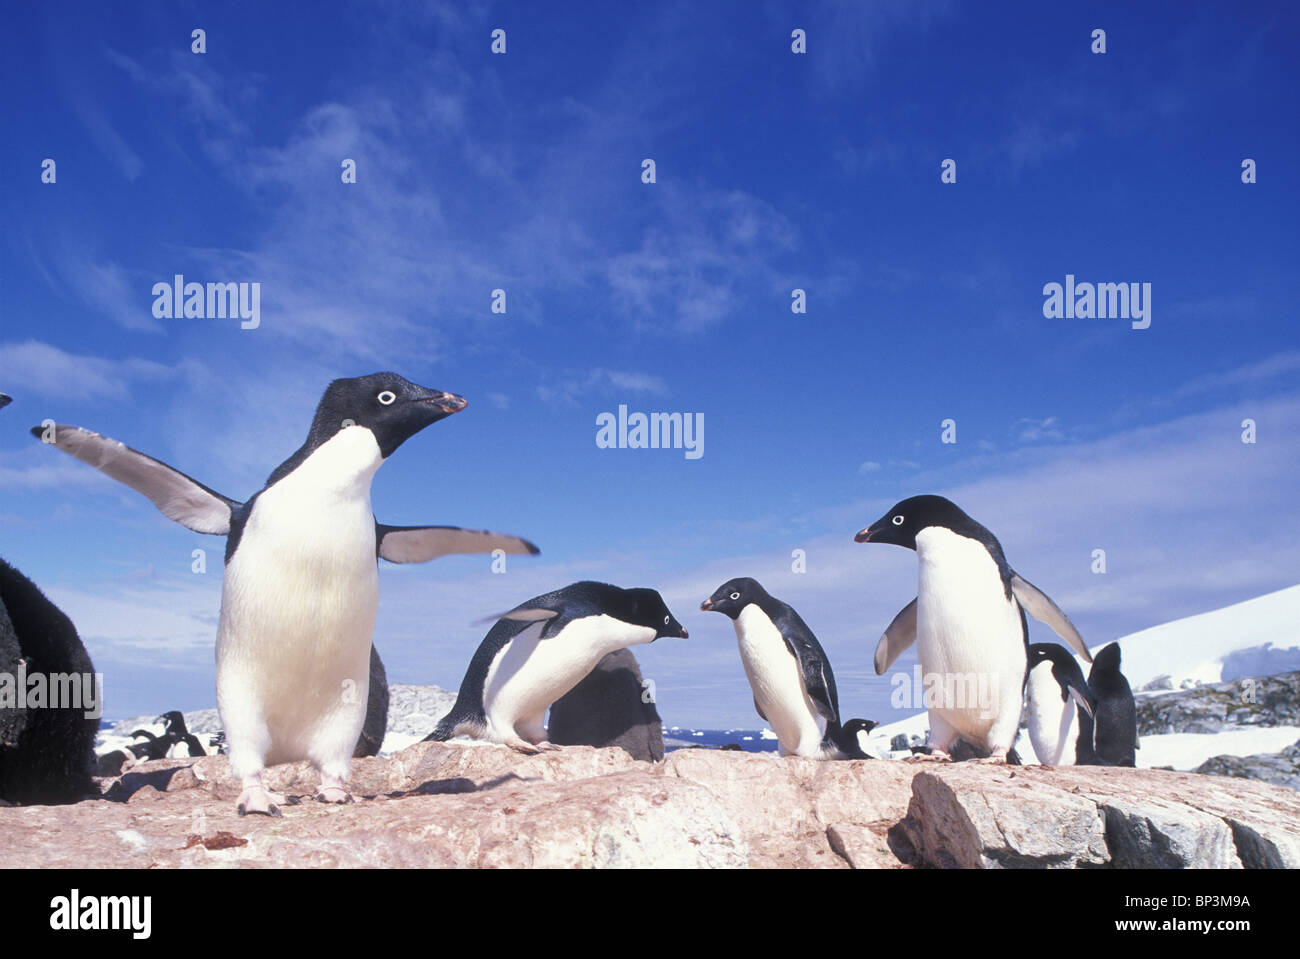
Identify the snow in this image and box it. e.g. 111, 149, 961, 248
1133, 726, 1300, 771
1108, 583, 1300, 691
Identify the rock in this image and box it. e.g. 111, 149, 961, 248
890, 734, 910, 752
897, 768, 1110, 868
1195, 738, 1300, 792
4, 745, 1300, 868
1136, 671, 1300, 736
383, 684, 458, 739
547, 650, 664, 761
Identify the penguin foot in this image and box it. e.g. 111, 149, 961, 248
909, 749, 952, 763
504, 737, 542, 754
532, 740, 562, 752
973, 754, 1008, 765
314, 786, 356, 804
235, 784, 283, 817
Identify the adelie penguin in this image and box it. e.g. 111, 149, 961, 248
856, 495, 1091, 763
33, 372, 539, 815
1076, 642, 1137, 766
428, 582, 687, 753
1024, 643, 1095, 766
702, 577, 876, 760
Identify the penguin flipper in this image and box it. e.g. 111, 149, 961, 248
1010, 574, 1091, 663
1066, 683, 1095, 719
752, 697, 767, 722
875, 598, 918, 674
376, 524, 540, 563
30, 424, 237, 534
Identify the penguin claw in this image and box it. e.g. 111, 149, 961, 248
315, 787, 355, 804
534, 740, 562, 752
235, 785, 282, 816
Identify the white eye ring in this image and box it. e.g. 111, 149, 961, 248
377, 391, 396, 405
730, 592, 740, 600
663, 615, 670, 625
892, 515, 904, 526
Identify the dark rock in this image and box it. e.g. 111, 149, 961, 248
890, 734, 910, 752
1136, 671, 1299, 736
1195, 738, 1300, 792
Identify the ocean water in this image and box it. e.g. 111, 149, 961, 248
663, 727, 779, 753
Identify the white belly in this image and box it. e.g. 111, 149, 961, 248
483, 615, 656, 738
1026, 662, 1078, 765
734, 605, 827, 757
216, 428, 383, 766
915, 527, 1026, 748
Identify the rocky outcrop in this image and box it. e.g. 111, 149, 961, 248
1136, 671, 1299, 735
3, 743, 1299, 869
1196, 738, 1300, 792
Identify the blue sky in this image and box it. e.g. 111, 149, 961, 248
1, 1, 1297, 728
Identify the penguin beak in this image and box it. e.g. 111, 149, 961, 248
427, 391, 468, 414
700, 599, 714, 611
854, 527, 873, 543
0, 394, 11, 410
679, 627, 689, 638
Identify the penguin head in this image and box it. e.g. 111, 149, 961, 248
841, 718, 878, 737
625, 587, 689, 639
158, 710, 187, 733
0, 393, 11, 410
310, 372, 467, 458
1088, 642, 1129, 694
700, 576, 767, 619
855, 494, 974, 550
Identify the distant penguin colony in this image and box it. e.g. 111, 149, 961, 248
33, 373, 538, 815
6, 371, 1150, 814
428, 582, 687, 752
702, 577, 874, 760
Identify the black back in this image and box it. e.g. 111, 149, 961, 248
0, 559, 97, 804
354, 645, 389, 758
1076, 642, 1136, 766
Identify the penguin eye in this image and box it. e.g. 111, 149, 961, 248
377, 390, 396, 405
730, 592, 740, 600
663, 615, 670, 625
892, 515, 904, 526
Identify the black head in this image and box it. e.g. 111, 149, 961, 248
0, 393, 10, 410
308, 372, 467, 459
841, 718, 878, 736
625, 587, 689, 639
700, 577, 769, 619
1027, 643, 1078, 672
1088, 642, 1129, 693
854, 494, 986, 551
158, 710, 187, 733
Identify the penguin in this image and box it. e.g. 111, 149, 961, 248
129, 727, 177, 761
701, 577, 874, 760
547, 648, 665, 761
427, 582, 687, 753
1024, 643, 1095, 766
1076, 642, 1137, 766
33, 372, 539, 816
158, 711, 207, 757
0, 557, 99, 804
856, 495, 1091, 763
0, 394, 10, 409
